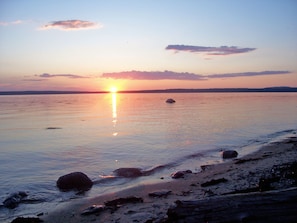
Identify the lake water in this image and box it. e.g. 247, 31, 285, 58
0, 92, 297, 221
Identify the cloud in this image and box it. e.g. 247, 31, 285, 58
102, 70, 205, 80
102, 70, 290, 81
23, 79, 47, 82
207, 70, 291, 78
40, 20, 101, 30
37, 73, 90, 79
0, 20, 24, 26
166, 45, 256, 55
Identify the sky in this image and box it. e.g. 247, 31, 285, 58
0, 0, 297, 91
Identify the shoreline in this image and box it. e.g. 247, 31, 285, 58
40, 133, 297, 223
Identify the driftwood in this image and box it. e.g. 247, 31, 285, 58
165, 188, 297, 223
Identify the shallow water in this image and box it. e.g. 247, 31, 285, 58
0, 92, 297, 222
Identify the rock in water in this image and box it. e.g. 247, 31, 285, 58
56, 172, 93, 191
113, 168, 143, 178
3, 191, 28, 209
222, 150, 238, 159
166, 98, 176, 103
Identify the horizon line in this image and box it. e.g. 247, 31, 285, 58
1, 86, 297, 95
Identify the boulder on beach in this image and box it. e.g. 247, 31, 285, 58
56, 172, 93, 191
166, 98, 176, 103
113, 168, 143, 178
222, 150, 238, 159
171, 170, 192, 179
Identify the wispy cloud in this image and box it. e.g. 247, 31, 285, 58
102, 70, 205, 80
36, 73, 90, 79
207, 70, 290, 78
23, 79, 47, 82
166, 45, 256, 55
0, 20, 24, 26
102, 70, 290, 81
40, 20, 101, 31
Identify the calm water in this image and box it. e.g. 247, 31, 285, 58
0, 93, 297, 221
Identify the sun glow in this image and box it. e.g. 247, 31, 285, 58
110, 86, 118, 93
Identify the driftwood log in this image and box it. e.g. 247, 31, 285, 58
165, 188, 297, 223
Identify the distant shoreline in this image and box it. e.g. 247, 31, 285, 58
1, 87, 297, 95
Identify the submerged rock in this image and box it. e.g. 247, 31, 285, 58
56, 172, 93, 191
166, 98, 176, 103
222, 150, 238, 159
3, 191, 28, 209
113, 168, 143, 178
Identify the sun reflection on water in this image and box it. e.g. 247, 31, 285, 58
111, 92, 118, 136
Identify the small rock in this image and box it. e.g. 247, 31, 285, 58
166, 98, 176, 103
201, 178, 228, 187
46, 127, 62, 130
81, 205, 105, 216
130, 212, 157, 222
56, 172, 93, 191
222, 150, 238, 159
11, 217, 43, 223
104, 196, 143, 207
149, 190, 172, 198
3, 191, 28, 209
171, 170, 192, 179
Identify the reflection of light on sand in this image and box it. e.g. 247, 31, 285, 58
111, 92, 118, 136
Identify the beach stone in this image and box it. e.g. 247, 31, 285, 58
222, 150, 238, 159
113, 168, 143, 178
149, 190, 172, 198
81, 204, 105, 216
56, 172, 93, 191
3, 191, 28, 209
171, 170, 192, 179
166, 98, 176, 103
104, 196, 143, 207
11, 217, 43, 223
130, 212, 157, 222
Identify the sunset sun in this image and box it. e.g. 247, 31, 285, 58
110, 86, 118, 93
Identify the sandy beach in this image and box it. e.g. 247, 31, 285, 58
36, 135, 297, 223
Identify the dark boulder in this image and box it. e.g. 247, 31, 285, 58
171, 170, 192, 179
166, 98, 176, 103
81, 205, 105, 216
149, 190, 172, 198
11, 217, 43, 223
56, 172, 93, 191
104, 196, 143, 207
113, 168, 143, 178
222, 150, 238, 159
3, 191, 28, 209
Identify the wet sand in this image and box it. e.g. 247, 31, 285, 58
41, 135, 297, 223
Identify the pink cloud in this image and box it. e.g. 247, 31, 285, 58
102, 70, 291, 81
0, 20, 24, 26
40, 20, 102, 31
102, 70, 205, 80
